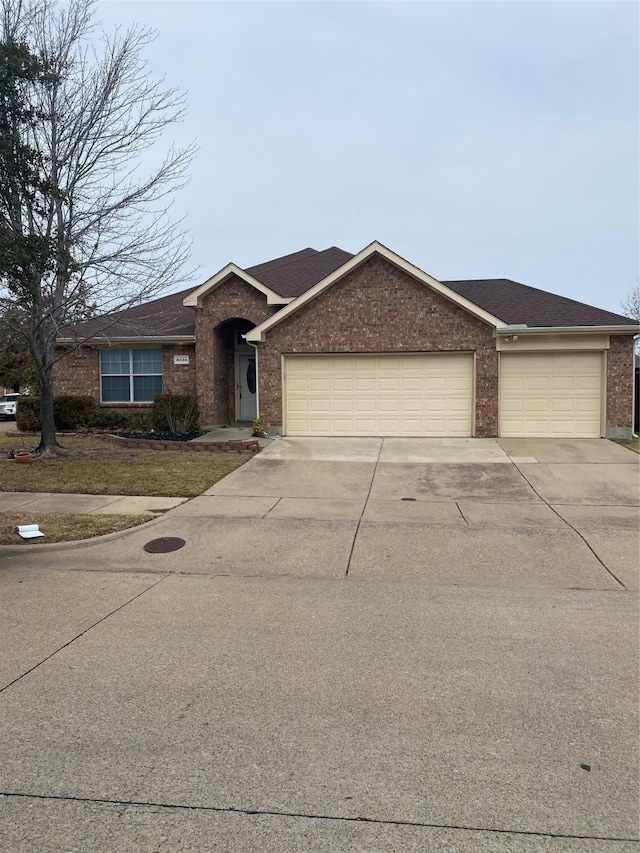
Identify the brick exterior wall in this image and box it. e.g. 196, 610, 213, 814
257, 256, 499, 436
162, 345, 197, 396
606, 335, 635, 437
195, 275, 278, 424
53, 346, 101, 398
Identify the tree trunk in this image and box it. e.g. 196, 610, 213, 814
31, 327, 72, 457
35, 359, 62, 456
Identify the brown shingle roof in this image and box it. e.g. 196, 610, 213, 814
247, 246, 354, 298
59, 248, 637, 341
60, 287, 197, 340
442, 279, 636, 327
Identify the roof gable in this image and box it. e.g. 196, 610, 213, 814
183, 263, 291, 308
246, 241, 505, 342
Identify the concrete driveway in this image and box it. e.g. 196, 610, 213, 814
0, 438, 638, 851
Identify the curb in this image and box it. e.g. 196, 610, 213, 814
0, 511, 171, 559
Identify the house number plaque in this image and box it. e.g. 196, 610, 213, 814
173, 355, 190, 365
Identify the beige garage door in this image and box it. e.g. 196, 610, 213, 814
283, 353, 474, 437
500, 352, 603, 438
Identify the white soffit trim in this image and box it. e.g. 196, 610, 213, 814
56, 335, 196, 344
496, 324, 640, 335
246, 241, 506, 342
182, 263, 292, 307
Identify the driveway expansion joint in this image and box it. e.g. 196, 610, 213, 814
509, 462, 629, 591
345, 443, 382, 577
0, 792, 636, 845
0, 575, 168, 695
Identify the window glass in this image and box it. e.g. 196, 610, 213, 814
100, 349, 163, 402
132, 349, 162, 375
101, 376, 131, 402
246, 358, 256, 394
100, 350, 130, 374
133, 375, 163, 402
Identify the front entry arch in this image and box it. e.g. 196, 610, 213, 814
212, 319, 257, 424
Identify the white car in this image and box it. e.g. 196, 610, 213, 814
0, 393, 21, 420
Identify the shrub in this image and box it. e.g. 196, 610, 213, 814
123, 409, 153, 431
252, 413, 269, 437
16, 396, 41, 432
87, 409, 151, 432
53, 395, 96, 430
86, 409, 130, 430
85, 408, 154, 431
17, 394, 98, 432
152, 394, 200, 434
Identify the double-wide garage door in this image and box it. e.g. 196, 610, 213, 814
500, 352, 603, 438
284, 353, 473, 437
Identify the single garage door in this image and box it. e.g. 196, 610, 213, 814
283, 353, 474, 436
500, 352, 603, 438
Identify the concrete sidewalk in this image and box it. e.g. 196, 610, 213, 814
0, 491, 188, 515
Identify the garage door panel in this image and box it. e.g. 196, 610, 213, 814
401, 399, 423, 412
284, 354, 473, 437
354, 378, 375, 392
500, 352, 602, 438
332, 400, 354, 413
376, 378, 399, 392
401, 378, 422, 392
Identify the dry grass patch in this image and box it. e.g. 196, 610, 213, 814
0, 435, 252, 497
0, 511, 150, 545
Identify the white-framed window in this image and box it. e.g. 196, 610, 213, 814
100, 349, 163, 403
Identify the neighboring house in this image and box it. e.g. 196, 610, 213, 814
54, 241, 639, 439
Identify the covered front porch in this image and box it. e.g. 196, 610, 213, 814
207, 318, 258, 426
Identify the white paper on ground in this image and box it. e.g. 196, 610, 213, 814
14, 524, 45, 539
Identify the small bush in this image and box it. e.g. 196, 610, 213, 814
252, 413, 269, 437
53, 395, 96, 430
152, 394, 200, 434
16, 396, 40, 432
17, 395, 99, 432
85, 408, 154, 432
124, 409, 153, 431
86, 409, 129, 430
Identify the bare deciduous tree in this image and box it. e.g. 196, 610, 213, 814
0, 0, 194, 455
621, 283, 640, 355
622, 283, 640, 321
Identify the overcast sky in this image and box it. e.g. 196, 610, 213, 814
98, 1, 638, 316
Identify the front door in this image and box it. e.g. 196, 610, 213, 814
237, 353, 257, 421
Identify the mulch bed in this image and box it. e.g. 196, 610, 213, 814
114, 431, 203, 441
